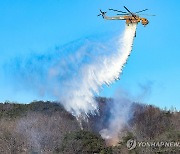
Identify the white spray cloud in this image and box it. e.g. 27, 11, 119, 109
61, 24, 137, 116
3, 24, 137, 117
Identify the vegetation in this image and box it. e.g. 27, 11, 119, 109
0, 99, 179, 153
59, 130, 112, 154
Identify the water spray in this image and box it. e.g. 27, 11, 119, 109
4, 23, 137, 120
62, 23, 137, 117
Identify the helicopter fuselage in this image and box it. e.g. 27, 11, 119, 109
103, 15, 149, 26
123, 15, 149, 26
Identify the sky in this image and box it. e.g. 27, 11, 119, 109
0, 0, 179, 110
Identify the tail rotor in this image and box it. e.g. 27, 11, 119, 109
97, 9, 107, 18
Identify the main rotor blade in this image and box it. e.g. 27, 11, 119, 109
137, 14, 156, 16
123, 6, 133, 14
124, 6, 137, 19
135, 9, 148, 14
117, 13, 130, 16
109, 8, 127, 14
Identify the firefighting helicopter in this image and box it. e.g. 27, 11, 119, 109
98, 6, 155, 26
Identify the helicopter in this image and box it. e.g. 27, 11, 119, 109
98, 6, 155, 26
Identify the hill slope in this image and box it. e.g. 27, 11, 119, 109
0, 99, 179, 153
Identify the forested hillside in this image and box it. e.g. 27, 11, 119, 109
0, 98, 179, 153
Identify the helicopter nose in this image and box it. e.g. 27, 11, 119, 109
146, 20, 149, 25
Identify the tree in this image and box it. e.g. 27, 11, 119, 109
58, 130, 111, 154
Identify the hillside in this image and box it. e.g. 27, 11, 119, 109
0, 98, 179, 153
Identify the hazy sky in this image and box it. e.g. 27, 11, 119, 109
0, 0, 179, 109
